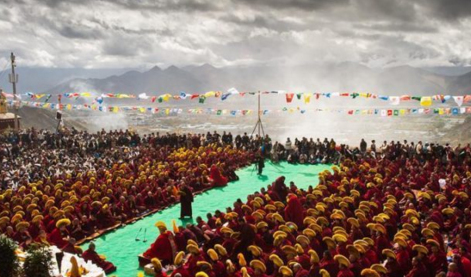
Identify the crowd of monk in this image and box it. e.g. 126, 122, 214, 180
144, 140, 471, 277
0, 128, 255, 273
2, 127, 471, 276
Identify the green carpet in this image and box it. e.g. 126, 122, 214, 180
82, 162, 331, 277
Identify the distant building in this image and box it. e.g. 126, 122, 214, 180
0, 92, 21, 131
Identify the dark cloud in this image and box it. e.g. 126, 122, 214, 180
353, 0, 417, 22
221, 14, 310, 32
236, 0, 349, 11
108, 0, 222, 12
89, 17, 171, 36
353, 22, 438, 34
421, 0, 471, 19
58, 24, 105, 39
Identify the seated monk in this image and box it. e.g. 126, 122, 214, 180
82, 242, 117, 274
47, 218, 71, 249
143, 221, 178, 265
151, 258, 168, 277
209, 165, 228, 187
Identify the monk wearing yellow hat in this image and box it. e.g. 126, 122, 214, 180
47, 218, 70, 249
143, 221, 177, 265
335, 255, 354, 277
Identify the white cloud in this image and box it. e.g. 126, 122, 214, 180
0, 0, 469, 68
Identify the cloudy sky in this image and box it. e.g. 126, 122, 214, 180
0, 0, 470, 69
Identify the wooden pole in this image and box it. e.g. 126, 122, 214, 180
9, 52, 19, 132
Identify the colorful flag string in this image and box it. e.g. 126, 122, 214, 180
9, 100, 471, 117
2, 90, 471, 107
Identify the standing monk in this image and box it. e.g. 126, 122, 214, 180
179, 184, 194, 219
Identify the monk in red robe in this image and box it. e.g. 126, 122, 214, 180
143, 221, 177, 265
210, 165, 228, 187
284, 195, 304, 228
406, 257, 429, 277
429, 242, 447, 276
170, 252, 191, 277
82, 242, 117, 274
47, 218, 71, 249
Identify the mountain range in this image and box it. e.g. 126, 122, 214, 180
2, 63, 471, 96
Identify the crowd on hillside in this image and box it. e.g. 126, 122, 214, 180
142, 139, 471, 277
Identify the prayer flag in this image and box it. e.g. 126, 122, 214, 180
286, 93, 294, 103
420, 97, 432, 106
389, 96, 400, 105
303, 93, 311, 104
453, 96, 464, 107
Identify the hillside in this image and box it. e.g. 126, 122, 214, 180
17, 106, 87, 131
43, 63, 470, 96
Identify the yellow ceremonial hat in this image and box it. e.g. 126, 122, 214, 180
421, 228, 434, 238
308, 250, 319, 263
174, 251, 185, 266
394, 237, 407, 248
323, 237, 336, 249
256, 221, 268, 230
248, 245, 262, 257
151, 258, 162, 271
15, 221, 30, 231
214, 244, 227, 256
427, 222, 440, 231
361, 268, 380, 277
279, 266, 293, 277
237, 253, 247, 267
412, 244, 429, 255
296, 235, 310, 246
333, 234, 348, 243
32, 215, 44, 223
154, 221, 166, 229
426, 239, 440, 248
56, 218, 71, 228
334, 254, 350, 267
186, 244, 200, 254
197, 261, 212, 270
207, 249, 219, 261
382, 249, 396, 259
250, 259, 267, 273
302, 228, 316, 238
269, 254, 284, 267
370, 264, 387, 274
320, 269, 330, 277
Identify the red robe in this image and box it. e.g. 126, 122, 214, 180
396, 249, 411, 272
284, 195, 304, 228
429, 251, 447, 276
82, 249, 117, 274
461, 256, 471, 277
295, 268, 310, 277
170, 267, 191, 277
154, 271, 169, 277
447, 272, 463, 277
406, 263, 428, 277
337, 268, 354, 277
210, 165, 228, 187
47, 228, 68, 249
320, 258, 338, 277
143, 231, 177, 265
